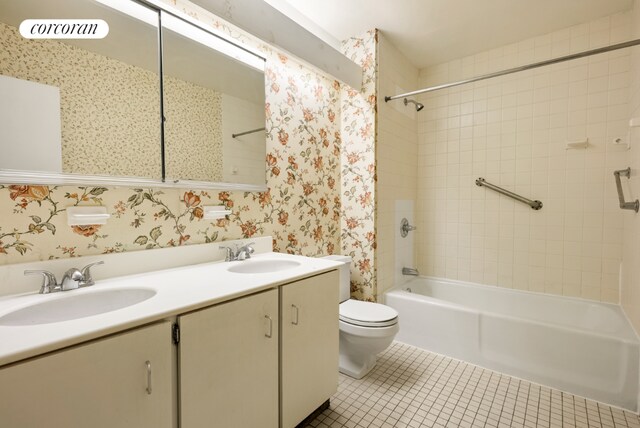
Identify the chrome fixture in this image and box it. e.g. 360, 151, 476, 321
219, 242, 256, 261
400, 218, 417, 238
24, 261, 104, 294
614, 168, 639, 212
145, 361, 152, 395
232, 127, 266, 139
475, 178, 542, 210
385, 38, 640, 102
403, 98, 424, 112
402, 267, 419, 276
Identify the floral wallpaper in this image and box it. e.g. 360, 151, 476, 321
0, 0, 382, 303
340, 30, 379, 302
0, 1, 343, 270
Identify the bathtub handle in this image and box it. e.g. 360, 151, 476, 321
291, 304, 299, 325
400, 218, 416, 238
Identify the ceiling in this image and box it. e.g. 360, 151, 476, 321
268, 0, 634, 69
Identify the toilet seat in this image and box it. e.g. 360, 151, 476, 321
339, 300, 398, 328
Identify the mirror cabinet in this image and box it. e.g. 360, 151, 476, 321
0, 0, 267, 190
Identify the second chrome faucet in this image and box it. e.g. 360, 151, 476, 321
219, 242, 255, 262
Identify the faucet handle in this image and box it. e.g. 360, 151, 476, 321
80, 261, 104, 287
237, 242, 256, 260
24, 270, 59, 294
219, 245, 237, 261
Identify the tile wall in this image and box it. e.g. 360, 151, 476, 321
622, 0, 640, 333
417, 12, 634, 302
376, 32, 419, 297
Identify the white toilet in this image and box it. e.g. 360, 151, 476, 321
324, 255, 399, 379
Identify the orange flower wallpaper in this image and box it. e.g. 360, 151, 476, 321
340, 30, 378, 301
0, 45, 343, 263
0, 0, 381, 301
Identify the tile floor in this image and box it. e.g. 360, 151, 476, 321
309, 342, 640, 428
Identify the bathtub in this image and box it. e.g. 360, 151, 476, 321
384, 276, 640, 412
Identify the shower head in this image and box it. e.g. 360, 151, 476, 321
404, 98, 424, 112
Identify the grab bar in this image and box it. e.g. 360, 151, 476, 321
232, 127, 265, 139
475, 178, 543, 210
613, 168, 639, 212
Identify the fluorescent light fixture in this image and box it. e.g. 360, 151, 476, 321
94, 0, 158, 27
161, 12, 264, 71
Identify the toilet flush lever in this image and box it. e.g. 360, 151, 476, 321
291, 304, 299, 325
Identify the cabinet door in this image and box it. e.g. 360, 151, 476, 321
281, 270, 339, 428
179, 288, 279, 428
0, 321, 174, 428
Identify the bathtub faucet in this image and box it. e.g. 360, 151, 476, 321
402, 267, 419, 276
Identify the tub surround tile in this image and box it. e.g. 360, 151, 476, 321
377, 32, 419, 298
621, 0, 640, 340
309, 342, 640, 428
417, 11, 634, 303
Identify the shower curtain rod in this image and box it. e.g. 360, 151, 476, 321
384, 38, 640, 102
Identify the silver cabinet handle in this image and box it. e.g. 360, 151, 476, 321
264, 315, 273, 338
291, 304, 299, 325
145, 361, 152, 395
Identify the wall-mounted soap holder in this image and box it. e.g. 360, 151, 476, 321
613, 117, 640, 150
203, 205, 232, 220
66, 206, 111, 226
566, 139, 589, 150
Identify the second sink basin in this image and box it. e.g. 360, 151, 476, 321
0, 288, 156, 326
227, 259, 301, 274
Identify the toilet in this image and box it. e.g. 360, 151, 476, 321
324, 255, 399, 379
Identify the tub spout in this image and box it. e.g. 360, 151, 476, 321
402, 267, 419, 276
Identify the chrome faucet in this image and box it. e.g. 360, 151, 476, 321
25, 261, 104, 294
402, 267, 419, 276
219, 242, 255, 261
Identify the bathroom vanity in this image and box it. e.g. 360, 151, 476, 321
0, 239, 340, 428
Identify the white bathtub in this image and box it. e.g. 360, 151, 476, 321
384, 276, 640, 411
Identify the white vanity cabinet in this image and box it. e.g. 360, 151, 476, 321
178, 288, 280, 428
0, 321, 174, 428
281, 270, 339, 428
0, 264, 340, 428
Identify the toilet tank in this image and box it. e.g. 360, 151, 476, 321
322, 255, 352, 302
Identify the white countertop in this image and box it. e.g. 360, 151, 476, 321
0, 252, 342, 366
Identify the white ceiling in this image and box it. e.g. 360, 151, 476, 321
269, 0, 634, 69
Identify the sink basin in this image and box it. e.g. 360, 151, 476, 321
0, 288, 156, 326
227, 259, 301, 274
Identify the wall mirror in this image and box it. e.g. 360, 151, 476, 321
0, 0, 162, 181
0, 0, 267, 190
162, 12, 266, 186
